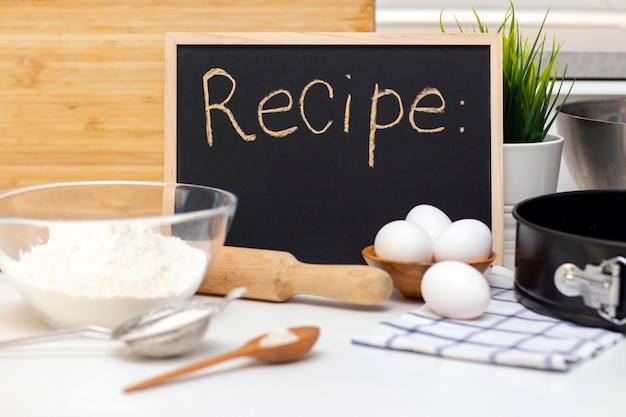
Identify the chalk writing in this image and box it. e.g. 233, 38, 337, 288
202, 68, 447, 167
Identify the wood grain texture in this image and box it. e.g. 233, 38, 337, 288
0, 0, 373, 190
198, 246, 394, 305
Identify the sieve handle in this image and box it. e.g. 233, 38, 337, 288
0, 325, 112, 348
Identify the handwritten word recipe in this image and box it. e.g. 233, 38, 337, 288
203, 67, 453, 167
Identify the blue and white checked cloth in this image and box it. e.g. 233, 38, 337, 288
352, 266, 624, 371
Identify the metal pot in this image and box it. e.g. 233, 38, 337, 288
513, 190, 626, 332
556, 98, 626, 190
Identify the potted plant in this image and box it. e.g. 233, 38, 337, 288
441, 2, 573, 267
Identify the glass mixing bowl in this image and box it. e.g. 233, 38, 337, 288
0, 181, 237, 329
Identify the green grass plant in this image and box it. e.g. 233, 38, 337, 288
441, 2, 573, 143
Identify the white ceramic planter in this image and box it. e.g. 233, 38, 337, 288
503, 134, 565, 205
503, 134, 564, 269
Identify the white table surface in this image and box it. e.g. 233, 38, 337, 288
1, 270, 625, 417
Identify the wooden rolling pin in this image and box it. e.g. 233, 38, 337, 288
197, 246, 393, 305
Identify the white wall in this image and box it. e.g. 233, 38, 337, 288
376, 0, 626, 49
378, 0, 625, 9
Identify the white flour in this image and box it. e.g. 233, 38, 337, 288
259, 327, 299, 348
7, 222, 208, 328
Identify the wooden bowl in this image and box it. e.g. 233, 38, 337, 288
361, 245, 497, 299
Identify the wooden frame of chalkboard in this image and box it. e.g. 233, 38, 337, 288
165, 32, 503, 266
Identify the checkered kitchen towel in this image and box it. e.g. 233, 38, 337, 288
352, 266, 624, 371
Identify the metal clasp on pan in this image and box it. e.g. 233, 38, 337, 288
554, 257, 626, 326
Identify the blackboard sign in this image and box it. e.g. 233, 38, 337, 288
165, 33, 503, 265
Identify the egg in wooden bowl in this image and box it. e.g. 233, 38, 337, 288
361, 245, 497, 299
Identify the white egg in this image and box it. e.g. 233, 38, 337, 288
421, 260, 491, 319
405, 204, 452, 243
374, 220, 433, 263
434, 218, 492, 262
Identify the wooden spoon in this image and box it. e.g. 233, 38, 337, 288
123, 326, 320, 393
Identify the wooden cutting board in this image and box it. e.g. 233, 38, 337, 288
0, 1, 373, 190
